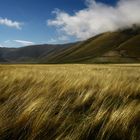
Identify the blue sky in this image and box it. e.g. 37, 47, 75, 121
0, 0, 139, 47
0, 0, 86, 47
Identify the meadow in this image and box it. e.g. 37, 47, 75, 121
0, 64, 140, 140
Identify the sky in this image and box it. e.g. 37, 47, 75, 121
0, 0, 139, 47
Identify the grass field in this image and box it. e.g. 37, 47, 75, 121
0, 64, 140, 140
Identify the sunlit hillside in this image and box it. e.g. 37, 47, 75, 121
0, 64, 140, 140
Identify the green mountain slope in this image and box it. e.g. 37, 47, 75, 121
44, 28, 140, 63
117, 35, 140, 57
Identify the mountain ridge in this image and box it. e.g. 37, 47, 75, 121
0, 27, 140, 63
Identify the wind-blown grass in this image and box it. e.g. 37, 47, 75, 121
0, 64, 140, 140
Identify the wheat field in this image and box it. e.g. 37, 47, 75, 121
0, 64, 140, 140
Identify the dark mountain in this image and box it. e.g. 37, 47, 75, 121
0, 43, 75, 63
0, 27, 140, 64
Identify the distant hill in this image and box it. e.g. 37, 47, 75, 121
0, 27, 140, 63
0, 43, 75, 63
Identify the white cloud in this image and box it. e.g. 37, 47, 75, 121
1, 40, 34, 48
4, 40, 10, 43
0, 18, 22, 29
47, 38, 57, 44
48, 0, 140, 40
0, 44, 3, 47
14, 40, 35, 46
47, 35, 69, 44
58, 35, 69, 41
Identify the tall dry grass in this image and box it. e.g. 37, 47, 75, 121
0, 64, 140, 140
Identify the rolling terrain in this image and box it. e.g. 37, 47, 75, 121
0, 27, 140, 63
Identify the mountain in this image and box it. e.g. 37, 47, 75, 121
0, 43, 75, 63
44, 27, 140, 63
0, 27, 140, 64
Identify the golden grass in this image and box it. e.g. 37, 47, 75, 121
0, 64, 140, 140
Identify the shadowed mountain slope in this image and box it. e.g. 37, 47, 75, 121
0, 43, 75, 63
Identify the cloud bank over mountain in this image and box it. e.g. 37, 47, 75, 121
48, 0, 140, 40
